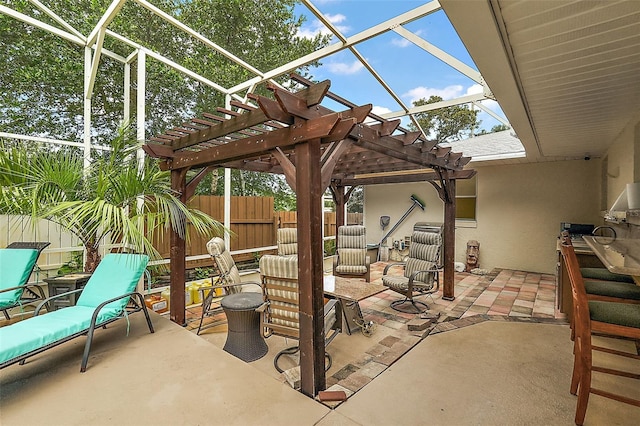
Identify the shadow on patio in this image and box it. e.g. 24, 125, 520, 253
2, 264, 639, 425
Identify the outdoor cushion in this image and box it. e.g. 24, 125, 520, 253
260, 255, 299, 329
333, 225, 370, 281
580, 267, 634, 284
0, 253, 151, 370
588, 301, 640, 329
277, 228, 298, 256
0, 248, 39, 308
584, 280, 640, 301
206, 238, 243, 294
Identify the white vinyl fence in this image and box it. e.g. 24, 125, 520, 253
1, 215, 90, 281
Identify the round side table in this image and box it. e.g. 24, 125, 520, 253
220, 292, 268, 362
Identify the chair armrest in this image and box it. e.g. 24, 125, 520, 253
89, 291, 144, 327
255, 302, 268, 313
34, 288, 84, 315
383, 262, 405, 275
256, 301, 272, 338
324, 298, 338, 315
323, 299, 342, 342
408, 268, 439, 292
0, 283, 44, 295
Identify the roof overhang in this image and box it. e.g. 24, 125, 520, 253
441, 0, 640, 162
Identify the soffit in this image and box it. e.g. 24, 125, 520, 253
441, 0, 640, 162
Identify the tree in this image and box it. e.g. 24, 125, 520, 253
490, 124, 510, 132
409, 96, 480, 144
347, 186, 363, 213
0, 0, 330, 140
476, 123, 511, 135
0, 125, 223, 272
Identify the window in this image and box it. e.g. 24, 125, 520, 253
456, 175, 477, 221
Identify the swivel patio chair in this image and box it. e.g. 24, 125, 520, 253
0, 242, 51, 320
382, 230, 442, 313
259, 254, 341, 373
196, 237, 261, 335
333, 225, 371, 282
277, 228, 298, 257
559, 241, 640, 425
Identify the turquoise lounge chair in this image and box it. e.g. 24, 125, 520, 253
0, 253, 154, 372
0, 245, 48, 320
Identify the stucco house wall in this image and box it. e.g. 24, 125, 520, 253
364, 159, 601, 275
364, 112, 640, 275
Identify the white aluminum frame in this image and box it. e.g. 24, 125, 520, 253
0, 0, 503, 261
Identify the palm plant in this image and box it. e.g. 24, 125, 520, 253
0, 126, 224, 272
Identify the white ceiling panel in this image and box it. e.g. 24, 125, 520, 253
441, 0, 640, 161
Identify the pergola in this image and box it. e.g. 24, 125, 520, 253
145, 74, 475, 396
2, 0, 488, 397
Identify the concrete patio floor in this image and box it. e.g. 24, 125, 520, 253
1, 266, 639, 425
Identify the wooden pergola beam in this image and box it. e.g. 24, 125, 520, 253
148, 78, 475, 399
167, 113, 351, 170
337, 169, 476, 186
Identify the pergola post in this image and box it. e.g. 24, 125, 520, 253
295, 137, 326, 396
333, 184, 346, 228
442, 178, 456, 301
170, 168, 188, 326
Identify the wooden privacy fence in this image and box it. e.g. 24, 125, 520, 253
152, 196, 362, 269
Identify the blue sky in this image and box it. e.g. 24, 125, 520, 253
292, 0, 506, 132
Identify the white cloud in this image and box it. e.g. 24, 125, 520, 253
391, 38, 411, 48
466, 83, 501, 111
465, 84, 483, 95
326, 13, 346, 25
402, 85, 465, 103
371, 105, 392, 116
296, 13, 350, 39
325, 60, 364, 75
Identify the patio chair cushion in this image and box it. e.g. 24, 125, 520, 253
0, 253, 150, 367
0, 306, 112, 364
76, 254, 149, 312
584, 280, 640, 301
580, 267, 634, 283
277, 228, 298, 256
588, 300, 640, 329
206, 238, 242, 294
0, 249, 39, 308
337, 225, 366, 249
333, 225, 370, 281
260, 254, 299, 329
382, 258, 438, 292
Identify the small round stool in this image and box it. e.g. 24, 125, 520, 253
220, 292, 268, 362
